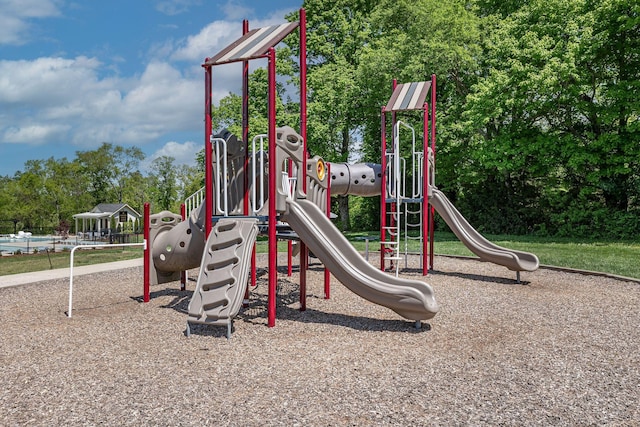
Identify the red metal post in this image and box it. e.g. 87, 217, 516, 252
251, 245, 257, 287
300, 8, 308, 192
180, 203, 187, 289
242, 19, 250, 216
324, 162, 331, 299
267, 47, 277, 328
143, 202, 150, 302
300, 245, 307, 311
204, 65, 213, 238
430, 74, 436, 268
422, 103, 429, 275
287, 158, 293, 277
380, 107, 387, 271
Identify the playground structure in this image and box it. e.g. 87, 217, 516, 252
142, 8, 538, 337
378, 78, 539, 281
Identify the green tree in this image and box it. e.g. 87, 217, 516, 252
463, 0, 640, 236
211, 65, 299, 140
148, 156, 178, 212
287, 1, 377, 230
76, 143, 144, 205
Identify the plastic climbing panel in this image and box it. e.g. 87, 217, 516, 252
187, 217, 258, 330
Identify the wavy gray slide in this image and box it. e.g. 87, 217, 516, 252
282, 198, 439, 321
430, 188, 539, 272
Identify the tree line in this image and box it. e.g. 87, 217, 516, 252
270, 0, 637, 239
2, 0, 638, 239
0, 143, 203, 234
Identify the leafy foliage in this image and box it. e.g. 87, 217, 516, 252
2, 0, 639, 239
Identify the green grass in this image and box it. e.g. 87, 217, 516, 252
344, 231, 640, 279
0, 246, 144, 276
3, 232, 640, 279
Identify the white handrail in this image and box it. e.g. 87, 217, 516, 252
67, 241, 146, 318
251, 134, 267, 214
185, 186, 204, 217
212, 137, 228, 216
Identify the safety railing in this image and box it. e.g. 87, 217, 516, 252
251, 134, 268, 214
185, 186, 204, 217
212, 137, 229, 216
67, 241, 146, 318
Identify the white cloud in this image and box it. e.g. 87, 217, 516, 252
0, 3, 297, 163
139, 140, 200, 174
3, 123, 71, 143
171, 20, 239, 63
171, 11, 293, 63
0, 56, 104, 106
0, 56, 201, 148
0, 0, 61, 45
220, 1, 253, 20
151, 140, 199, 165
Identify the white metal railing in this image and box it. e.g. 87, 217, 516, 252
212, 137, 228, 216
251, 134, 268, 214
185, 186, 204, 217
67, 242, 146, 318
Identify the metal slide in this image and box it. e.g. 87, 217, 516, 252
281, 198, 439, 321
430, 188, 539, 272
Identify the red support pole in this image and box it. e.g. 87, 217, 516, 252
267, 47, 277, 328
423, 102, 429, 275
300, 8, 308, 191
143, 202, 150, 302
380, 107, 387, 271
242, 19, 250, 216
324, 162, 331, 299
180, 203, 187, 289
204, 65, 213, 238
300, 245, 307, 311
430, 74, 436, 268
287, 159, 293, 277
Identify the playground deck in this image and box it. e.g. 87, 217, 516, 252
1, 254, 638, 425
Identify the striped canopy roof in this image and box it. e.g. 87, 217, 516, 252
384, 81, 431, 112
204, 22, 299, 66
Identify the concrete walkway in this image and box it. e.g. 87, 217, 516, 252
0, 258, 143, 289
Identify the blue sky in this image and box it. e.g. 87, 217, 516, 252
0, 0, 301, 177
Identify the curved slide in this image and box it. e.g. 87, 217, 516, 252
430, 188, 539, 272
282, 198, 439, 321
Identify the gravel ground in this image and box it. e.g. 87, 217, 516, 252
1, 253, 639, 426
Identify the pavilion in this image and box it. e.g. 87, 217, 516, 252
73, 203, 141, 238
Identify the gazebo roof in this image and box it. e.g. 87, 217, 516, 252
74, 203, 141, 220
